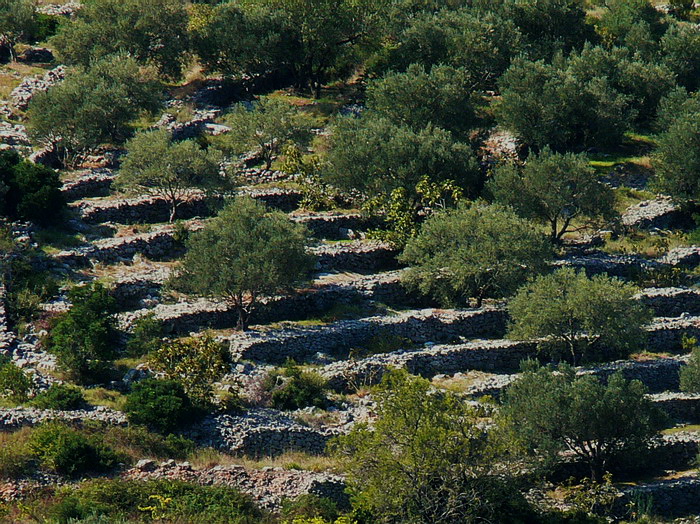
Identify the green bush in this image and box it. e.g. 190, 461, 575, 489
126, 313, 164, 357
680, 338, 700, 393
5, 255, 59, 325
98, 424, 195, 461
0, 150, 65, 225
44, 283, 118, 384
0, 357, 32, 403
265, 363, 328, 411
0, 439, 33, 479
31, 384, 86, 410
281, 494, 340, 521
47, 478, 269, 523
28, 422, 125, 477
124, 379, 195, 433
29, 13, 60, 43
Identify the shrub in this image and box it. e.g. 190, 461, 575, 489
44, 283, 118, 384
148, 335, 230, 407
126, 313, 164, 357
0, 150, 65, 225
31, 384, 85, 410
680, 338, 700, 393
265, 363, 328, 411
29, 422, 125, 476
97, 424, 195, 461
124, 379, 195, 434
281, 494, 340, 522
47, 478, 269, 523
0, 357, 32, 403
0, 438, 33, 479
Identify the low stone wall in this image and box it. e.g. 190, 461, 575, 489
312, 241, 399, 273
321, 339, 537, 392
291, 213, 368, 240
10, 66, 66, 111
225, 308, 508, 364
646, 316, 700, 352
124, 460, 348, 511
662, 246, 700, 268
619, 476, 700, 519
622, 197, 694, 231
73, 188, 303, 225
649, 392, 700, 423
0, 407, 127, 429
637, 287, 700, 317
60, 169, 116, 202
555, 253, 666, 278
120, 270, 423, 331
187, 409, 338, 458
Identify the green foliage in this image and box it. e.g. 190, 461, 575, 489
366, 64, 478, 137
497, 55, 632, 150
148, 335, 229, 407
365, 176, 464, 248
400, 203, 552, 307
488, 148, 616, 241
27, 55, 162, 165
680, 338, 700, 393
126, 313, 164, 357
118, 129, 225, 222
97, 424, 196, 461
500, 363, 666, 480
218, 97, 311, 170
660, 24, 700, 91
0, 149, 65, 225
46, 478, 269, 523
171, 196, 314, 330
29, 13, 60, 43
281, 145, 339, 212
326, 115, 481, 202
508, 268, 653, 364
653, 111, 700, 203
0, 357, 31, 403
31, 384, 85, 411
124, 379, 195, 434
330, 369, 530, 523
281, 495, 340, 522
4, 252, 60, 325
372, 7, 523, 89
265, 363, 328, 411
0, 438, 33, 479
595, 0, 666, 55
28, 422, 125, 477
0, 0, 35, 61
50, 0, 189, 78
44, 283, 118, 384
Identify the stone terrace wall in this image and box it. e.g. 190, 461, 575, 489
312, 241, 399, 273
61, 169, 116, 202
0, 407, 127, 429
321, 339, 537, 392
125, 461, 348, 511
225, 308, 508, 364
637, 287, 700, 317
649, 392, 700, 423
619, 477, 700, 518
187, 409, 338, 458
646, 316, 700, 352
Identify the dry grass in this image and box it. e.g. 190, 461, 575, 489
187, 448, 344, 474
82, 387, 127, 411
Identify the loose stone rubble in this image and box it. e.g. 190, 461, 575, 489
10, 66, 66, 111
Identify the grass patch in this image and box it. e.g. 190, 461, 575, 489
602, 229, 691, 257
663, 424, 700, 435
613, 186, 656, 215
82, 387, 127, 411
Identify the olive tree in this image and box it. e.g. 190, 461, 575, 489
0, 0, 35, 61
118, 129, 225, 222
330, 369, 530, 524
488, 148, 616, 241
400, 204, 552, 307
653, 112, 700, 203
218, 97, 311, 170
501, 362, 666, 481
170, 196, 315, 330
508, 268, 653, 364
27, 56, 161, 165
50, 0, 189, 78
326, 114, 481, 201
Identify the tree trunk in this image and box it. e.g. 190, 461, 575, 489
169, 201, 177, 223
235, 306, 250, 331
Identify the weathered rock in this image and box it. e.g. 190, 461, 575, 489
662, 246, 700, 268
17, 47, 54, 64
622, 197, 693, 230
10, 66, 66, 111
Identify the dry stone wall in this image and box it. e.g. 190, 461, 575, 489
225, 308, 508, 364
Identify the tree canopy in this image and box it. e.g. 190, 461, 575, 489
400, 204, 552, 307
488, 148, 616, 241
508, 268, 653, 364
118, 129, 225, 222
170, 196, 314, 330
500, 362, 666, 480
